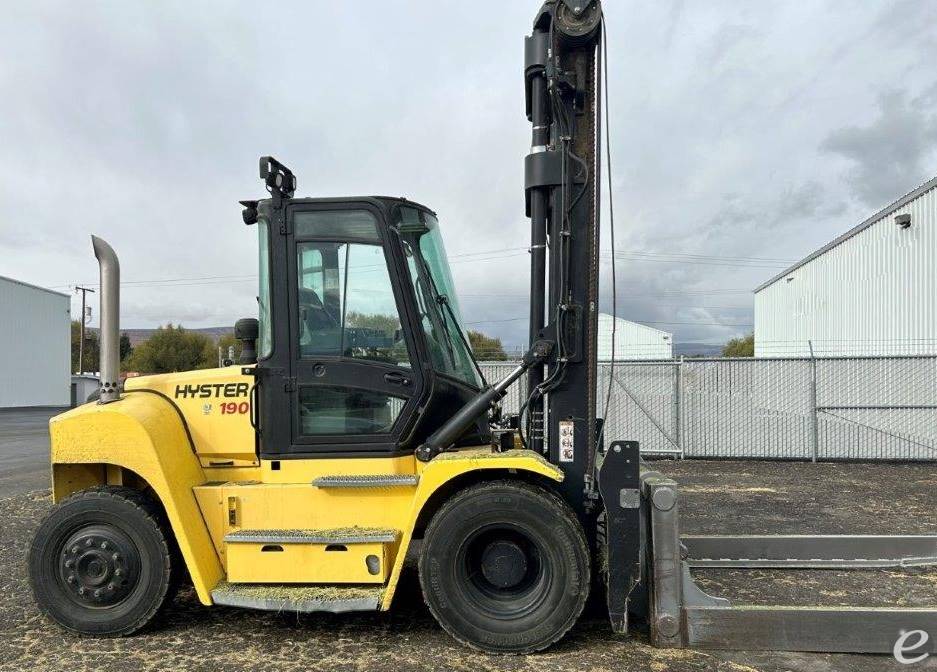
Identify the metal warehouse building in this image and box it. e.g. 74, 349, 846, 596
0, 276, 71, 408
754, 176, 937, 357
597, 314, 672, 360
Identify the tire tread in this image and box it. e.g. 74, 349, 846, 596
29, 485, 173, 637
418, 479, 590, 654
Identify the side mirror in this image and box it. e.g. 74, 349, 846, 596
235, 318, 260, 365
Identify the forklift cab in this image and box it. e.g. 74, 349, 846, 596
246, 158, 486, 459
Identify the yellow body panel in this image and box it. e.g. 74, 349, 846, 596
49, 393, 223, 604
226, 541, 389, 583
192, 480, 415, 566
125, 367, 257, 467
49, 367, 564, 612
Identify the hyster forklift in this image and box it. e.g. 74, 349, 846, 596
29, 0, 937, 656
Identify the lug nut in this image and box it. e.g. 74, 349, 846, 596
64, 559, 74, 569
66, 575, 75, 584
107, 582, 115, 591
114, 568, 122, 577
70, 545, 79, 554
94, 589, 102, 598
85, 538, 93, 547
77, 587, 86, 596
100, 541, 109, 550
112, 553, 120, 562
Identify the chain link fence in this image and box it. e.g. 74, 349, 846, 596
479, 355, 937, 461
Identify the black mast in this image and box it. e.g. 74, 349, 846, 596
524, 0, 603, 519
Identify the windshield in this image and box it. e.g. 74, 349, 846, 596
398, 208, 481, 388
257, 215, 273, 359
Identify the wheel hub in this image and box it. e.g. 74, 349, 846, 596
59, 525, 138, 606
480, 540, 528, 589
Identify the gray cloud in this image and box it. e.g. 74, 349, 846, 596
821, 91, 937, 209
1, 1, 935, 349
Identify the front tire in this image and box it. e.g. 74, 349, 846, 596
28, 486, 173, 636
419, 480, 590, 654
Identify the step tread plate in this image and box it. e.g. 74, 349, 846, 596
212, 582, 383, 613
225, 527, 399, 544
312, 474, 419, 488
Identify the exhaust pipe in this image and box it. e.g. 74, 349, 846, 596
91, 236, 120, 403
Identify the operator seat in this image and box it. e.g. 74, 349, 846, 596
298, 287, 341, 355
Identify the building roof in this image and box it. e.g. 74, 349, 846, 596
598, 313, 672, 338
0, 275, 70, 299
754, 174, 937, 293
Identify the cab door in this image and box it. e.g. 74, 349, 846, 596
284, 203, 423, 456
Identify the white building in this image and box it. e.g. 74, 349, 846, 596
597, 313, 672, 360
71, 374, 100, 407
755, 176, 937, 357
0, 276, 71, 407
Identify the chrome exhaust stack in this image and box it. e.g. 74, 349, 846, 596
91, 236, 121, 403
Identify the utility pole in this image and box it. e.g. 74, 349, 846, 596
74, 286, 96, 374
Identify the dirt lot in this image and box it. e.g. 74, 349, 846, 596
1, 460, 936, 671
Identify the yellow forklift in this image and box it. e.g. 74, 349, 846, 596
30, 0, 937, 655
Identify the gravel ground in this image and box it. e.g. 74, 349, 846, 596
1, 460, 936, 671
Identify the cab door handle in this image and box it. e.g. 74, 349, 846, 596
384, 372, 411, 387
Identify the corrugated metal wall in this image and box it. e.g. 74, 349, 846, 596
755, 179, 937, 357
0, 277, 71, 407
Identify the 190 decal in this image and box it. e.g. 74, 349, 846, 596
220, 402, 250, 415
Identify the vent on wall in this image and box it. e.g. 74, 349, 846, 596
895, 214, 912, 229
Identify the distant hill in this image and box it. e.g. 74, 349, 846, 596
90, 326, 234, 346
673, 342, 723, 357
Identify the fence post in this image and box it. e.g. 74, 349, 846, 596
674, 356, 685, 459
808, 341, 819, 463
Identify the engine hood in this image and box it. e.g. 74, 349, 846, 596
124, 366, 257, 467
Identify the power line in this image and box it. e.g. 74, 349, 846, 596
47, 239, 785, 291
612, 250, 796, 263
604, 254, 787, 270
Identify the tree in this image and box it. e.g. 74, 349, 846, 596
722, 333, 754, 358
70, 320, 99, 373
346, 311, 400, 334
124, 324, 216, 374
468, 330, 507, 361
119, 332, 133, 364
344, 311, 407, 364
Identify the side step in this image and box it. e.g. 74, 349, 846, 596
224, 528, 398, 544
223, 527, 399, 584
313, 474, 419, 488
211, 582, 383, 613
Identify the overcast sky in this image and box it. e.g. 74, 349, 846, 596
2, 1, 935, 350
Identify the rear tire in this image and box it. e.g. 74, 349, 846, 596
419, 480, 590, 654
28, 486, 173, 636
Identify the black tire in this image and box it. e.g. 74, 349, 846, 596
28, 486, 173, 637
419, 480, 590, 654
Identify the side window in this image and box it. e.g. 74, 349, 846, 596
343, 244, 410, 367
296, 241, 410, 367
299, 386, 406, 435
297, 243, 344, 356
298, 247, 325, 299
